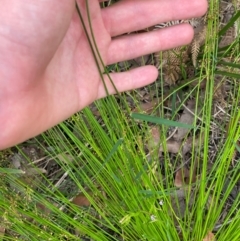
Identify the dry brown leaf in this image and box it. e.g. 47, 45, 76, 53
36, 202, 52, 216
0, 226, 5, 238
169, 191, 187, 220
132, 99, 158, 114
159, 136, 198, 156
174, 167, 190, 187
202, 231, 215, 241
168, 186, 194, 222
182, 137, 194, 156
174, 100, 196, 141
182, 133, 202, 156
159, 140, 181, 154
147, 126, 161, 150
72, 192, 95, 236
72, 193, 91, 207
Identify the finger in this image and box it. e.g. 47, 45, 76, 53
102, 0, 208, 37
97, 65, 158, 99
107, 23, 193, 64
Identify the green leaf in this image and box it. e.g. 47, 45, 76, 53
235, 143, 240, 153
104, 138, 124, 163
0, 168, 25, 174
131, 113, 195, 129
218, 61, 240, 69
215, 70, 240, 79
94, 138, 124, 178
218, 11, 240, 37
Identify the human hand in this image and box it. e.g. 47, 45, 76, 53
0, 0, 207, 149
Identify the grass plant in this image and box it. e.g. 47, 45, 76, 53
0, 0, 239, 240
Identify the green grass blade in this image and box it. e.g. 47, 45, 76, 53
131, 112, 195, 129
215, 70, 240, 79
218, 10, 240, 37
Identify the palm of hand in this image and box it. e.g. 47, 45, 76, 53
0, 0, 207, 149
1, 1, 112, 145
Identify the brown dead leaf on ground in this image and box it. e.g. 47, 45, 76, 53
169, 190, 188, 221
158, 134, 201, 157
202, 231, 215, 241
167, 167, 193, 221
147, 126, 161, 150
147, 100, 198, 153
182, 137, 194, 156
174, 165, 198, 189
72, 193, 91, 207
168, 185, 194, 222
132, 98, 158, 114
0, 226, 5, 239
174, 100, 196, 141
174, 167, 190, 187
159, 140, 181, 154
167, 162, 200, 223
36, 202, 53, 216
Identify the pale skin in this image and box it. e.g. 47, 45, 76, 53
0, 0, 208, 150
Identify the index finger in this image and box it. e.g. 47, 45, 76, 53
101, 0, 208, 37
